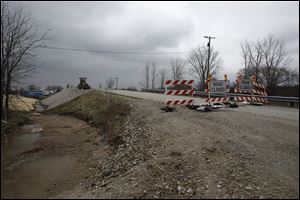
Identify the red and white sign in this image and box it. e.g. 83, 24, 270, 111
234, 96, 254, 102
234, 88, 252, 94
166, 99, 194, 105
235, 77, 268, 104
252, 89, 267, 96
253, 97, 268, 103
252, 82, 266, 89
205, 97, 229, 102
164, 89, 195, 95
234, 96, 268, 103
164, 80, 194, 106
164, 80, 194, 86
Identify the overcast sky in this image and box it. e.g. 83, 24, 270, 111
11, 1, 299, 89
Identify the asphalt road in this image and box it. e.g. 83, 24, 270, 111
106, 89, 299, 121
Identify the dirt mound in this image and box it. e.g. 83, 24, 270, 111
40, 88, 91, 110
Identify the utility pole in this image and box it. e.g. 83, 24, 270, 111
115, 77, 118, 90
204, 35, 215, 107
204, 35, 215, 78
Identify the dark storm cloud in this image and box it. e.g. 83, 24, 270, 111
10, 1, 299, 89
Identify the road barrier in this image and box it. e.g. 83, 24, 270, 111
234, 75, 268, 104
164, 89, 195, 95
164, 79, 194, 106
204, 74, 229, 103
140, 89, 298, 102
166, 99, 194, 105
164, 80, 194, 86
205, 97, 230, 102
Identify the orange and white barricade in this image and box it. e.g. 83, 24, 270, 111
205, 74, 230, 103
234, 75, 268, 104
251, 75, 268, 104
164, 79, 195, 106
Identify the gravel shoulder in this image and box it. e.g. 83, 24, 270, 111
2, 94, 299, 199
86, 99, 299, 199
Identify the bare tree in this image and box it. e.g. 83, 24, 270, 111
158, 68, 167, 89
150, 62, 157, 89
141, 61, 150, 89
105, 77, 115, 89
240, 40, 263, 81
188, 45, 221, 90
282, 69, 299, 87
260, 35, 292, 92
241, 41, 252, 78
170, 58, 185, 80
240, 35, 294, 93
1, 2, 48, 120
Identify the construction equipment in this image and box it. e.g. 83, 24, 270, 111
77, 77, 91, 90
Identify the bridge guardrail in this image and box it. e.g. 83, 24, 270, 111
139, 89, 299, 103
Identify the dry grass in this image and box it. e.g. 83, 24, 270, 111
1, 110, 30, 135
7, 95, 38, 111
47, 90, 131, 147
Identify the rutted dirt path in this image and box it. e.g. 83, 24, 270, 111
1, 113, 104, 199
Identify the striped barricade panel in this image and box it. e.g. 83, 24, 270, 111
252, 82, 268, 103
252, 82, 266, 89
252, 89, 267, 96
205, 97, 230, 102
164, 89, 195, 95
234, 96, 253, 102
252, 97, 268, 104
166, 99, 194, 105
234, 88, 252, 94
234, 96, 268, 104
164, 80, 194, 86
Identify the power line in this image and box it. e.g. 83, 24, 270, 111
39, 45, 191, 55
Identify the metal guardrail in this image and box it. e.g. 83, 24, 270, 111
140, 89, 299, 103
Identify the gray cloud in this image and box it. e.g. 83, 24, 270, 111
10, 1, 299, 89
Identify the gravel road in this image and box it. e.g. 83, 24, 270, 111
3, 90, 298, 198
71, 93, 297, 199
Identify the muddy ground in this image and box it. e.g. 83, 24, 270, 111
1, 113, 104, 198
1, 98, 299, 199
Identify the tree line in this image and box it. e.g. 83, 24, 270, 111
240, 35, 298, 93
141, 35, 298, 93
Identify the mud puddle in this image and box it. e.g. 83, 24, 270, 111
1, 156, 77, 198
1, 122, 80, 199
1, 132, 41, 162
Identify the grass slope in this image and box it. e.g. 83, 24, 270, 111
47, 90, 131, 146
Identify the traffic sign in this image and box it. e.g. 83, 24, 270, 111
239, 79, 253, 91
210, 80, 227, 93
